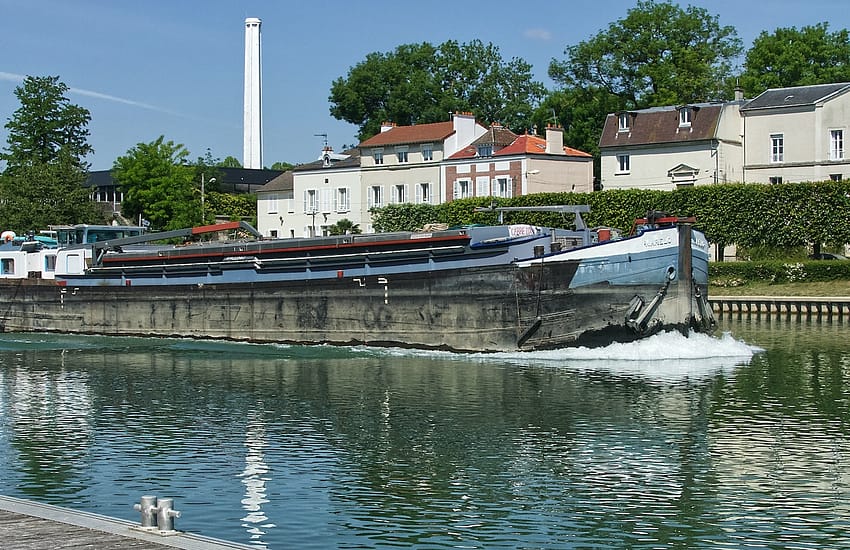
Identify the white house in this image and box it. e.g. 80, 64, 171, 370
599, 96, 745, 190
740, 82, 850, 184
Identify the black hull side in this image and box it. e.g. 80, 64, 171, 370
0, 260, 699, 352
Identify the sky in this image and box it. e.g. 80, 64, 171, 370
1, 0, 848, 171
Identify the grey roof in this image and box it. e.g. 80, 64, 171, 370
292, 149, 361, 172
258, 171, 293, 192
598, 104, 723, 149
741, 82, 850, 111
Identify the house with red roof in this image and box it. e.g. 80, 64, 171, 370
444, 124, 593, 200
357, 112, 487, 223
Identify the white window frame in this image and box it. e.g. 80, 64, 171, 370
373, 148, 384, 165
395, 146, 409, 163
830, 129, 844, 161
266, 193, 279, 214
679, 107, 692, 127
319, 188, 332, 213
770, 134, 784, 163
303, 189, 317, 213
616, 154, 630, 174
618, 112, 630, 131
453, 178, 472, 200
477, 144, 493, 157
421, 144, 433, 161
476, 176, 490, 197
368, 185, 384, 208
335, 187, 350, 213
415, 182, 432, 204
392, 183, 408, 204
493, 177, 512, 198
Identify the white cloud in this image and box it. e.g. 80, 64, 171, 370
524, 28, 552, 41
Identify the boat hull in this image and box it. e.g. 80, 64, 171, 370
0, 222, 713, 352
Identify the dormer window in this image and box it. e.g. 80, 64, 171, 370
618, 112, 630, 131
678, 106, 692, 127
477, 144, 493, 157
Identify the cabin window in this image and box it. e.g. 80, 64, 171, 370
830, 129, 844, 160
493, 177, 512, 198
269, 230, 278, 238
43, 254, 56, 272
618, 112, 630, 131
616, 154, 630, 174
0, 258, 14, 275
421, 144, 433, 161
416, 182, 432, 204
770, 134, 784, 163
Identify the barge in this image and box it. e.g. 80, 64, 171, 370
0, 206, 714, 352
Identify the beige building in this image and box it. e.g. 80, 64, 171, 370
445, 125, 593, 199
357, 113, 487, 229
741, 82, 850, 184
599, 99, 745, 190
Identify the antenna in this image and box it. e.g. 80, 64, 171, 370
314, 133, 328, 148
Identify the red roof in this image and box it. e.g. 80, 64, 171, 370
359, 121, 455, 147
449, 134, 592, 159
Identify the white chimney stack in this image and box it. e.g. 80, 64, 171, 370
243, 17, 263, 169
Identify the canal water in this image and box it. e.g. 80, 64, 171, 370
0, 319, 848, 549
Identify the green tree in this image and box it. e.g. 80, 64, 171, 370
329, 40, 545, 140
549, 1, 742, 109
1, 75, 93, 174
0, 75, 100, 229
271, 161, 294, 171
112, 136, 197, 230
220, 156, 242, 168
740, 23, 850, 95
328, 218, 361, 235
0, 158, 101, 231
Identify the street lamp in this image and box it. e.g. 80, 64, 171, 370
201, 175, 216, 222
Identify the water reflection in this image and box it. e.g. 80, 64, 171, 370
240, 410, 273, 548
0, 326, 847, 548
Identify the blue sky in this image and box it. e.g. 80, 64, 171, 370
1, 0, 847, 171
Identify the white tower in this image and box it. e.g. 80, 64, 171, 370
243, 17, 263, 169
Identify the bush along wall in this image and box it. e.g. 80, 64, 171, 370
709, 261, 850, 288
371, 181, 850, 252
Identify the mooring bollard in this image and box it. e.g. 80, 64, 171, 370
154, 497, 182, 534
133, 495, 158, 530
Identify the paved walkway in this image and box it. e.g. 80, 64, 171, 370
0, 496, 254, 550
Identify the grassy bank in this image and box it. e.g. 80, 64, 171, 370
708, 280, 850, 297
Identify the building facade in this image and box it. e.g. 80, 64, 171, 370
599, 99, 744, 190
740, 82, 850, 184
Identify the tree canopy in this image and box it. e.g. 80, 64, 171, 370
112, 136, 198, 230
0, 75, 100, 230
549, 0, 742, 110
740, 23, 850, 96
329, 39, 546, 140
1, 75, 93, 174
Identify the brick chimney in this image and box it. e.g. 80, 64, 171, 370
545, 125, 565, 155
380, 121, 396, 133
